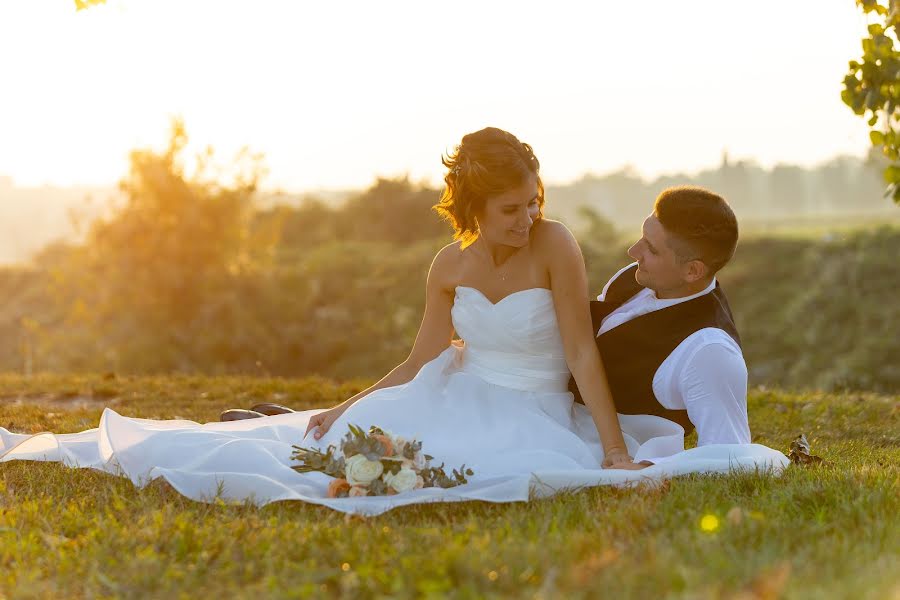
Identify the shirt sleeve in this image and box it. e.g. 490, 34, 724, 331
679, 342, 751, 445
597, 262, 638, 301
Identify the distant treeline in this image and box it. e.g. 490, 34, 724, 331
0, 127, 896, 392
2, 147, 897, 265
545, 150, 896, 229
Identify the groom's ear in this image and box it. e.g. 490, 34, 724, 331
682, 259, 709, 283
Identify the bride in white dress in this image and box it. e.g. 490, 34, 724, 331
0, 128, 788, 516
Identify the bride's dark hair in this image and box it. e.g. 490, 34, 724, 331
433, 127, 544, 248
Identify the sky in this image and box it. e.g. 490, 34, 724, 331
0, 0, 875, 192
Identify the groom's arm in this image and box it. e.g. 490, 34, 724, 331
679, 342, 752, 446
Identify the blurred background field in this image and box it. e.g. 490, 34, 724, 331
1, 120, 897, 394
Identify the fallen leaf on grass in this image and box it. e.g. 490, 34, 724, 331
787, 434, 824, 465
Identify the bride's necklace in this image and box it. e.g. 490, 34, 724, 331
477, 236, 518, 282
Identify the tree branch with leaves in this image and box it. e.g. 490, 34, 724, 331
843, 0, 900, 203
74, 0, 106, 10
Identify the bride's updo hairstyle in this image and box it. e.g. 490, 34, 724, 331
434, 127, 544, 248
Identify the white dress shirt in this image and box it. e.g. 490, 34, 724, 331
597, 263, 751, 446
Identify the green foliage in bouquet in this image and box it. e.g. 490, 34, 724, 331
419, 462, 474, 489
340, 424, 393, 462
289, 424, 475, 497
287, 444, 345, 478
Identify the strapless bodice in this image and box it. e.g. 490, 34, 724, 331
451, 286, 570, 393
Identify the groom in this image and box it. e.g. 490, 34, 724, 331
570, 185, 751, 446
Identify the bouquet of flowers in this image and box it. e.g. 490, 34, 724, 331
291, 424, 474, 498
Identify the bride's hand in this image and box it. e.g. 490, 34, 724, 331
601, 449, 649, 470
304, 403, 349, 440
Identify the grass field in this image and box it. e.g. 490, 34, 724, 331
0, 374, 897, 599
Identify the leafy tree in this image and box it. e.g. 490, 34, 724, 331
843, 0, 900, 204
43, 118, 276, 372
336, 177, 447, 244
87, 118, 267, 321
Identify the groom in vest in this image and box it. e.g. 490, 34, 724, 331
570, 186, 750, 446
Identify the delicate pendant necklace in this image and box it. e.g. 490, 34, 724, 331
479, 236, 513, 281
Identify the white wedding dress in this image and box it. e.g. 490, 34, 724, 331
0, 286, 788, 516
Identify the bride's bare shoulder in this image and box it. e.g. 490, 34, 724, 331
531, 219, 585, 279
428, 241, 465, 290
531, 218, 579, 249
433, 240, 465, 266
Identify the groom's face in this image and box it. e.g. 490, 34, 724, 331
627, 215, 689, 293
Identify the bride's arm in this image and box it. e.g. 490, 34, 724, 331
306, 244, 457, 438
541, 222, 641, 468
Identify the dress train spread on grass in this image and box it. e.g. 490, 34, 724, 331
0, 286, 788, 516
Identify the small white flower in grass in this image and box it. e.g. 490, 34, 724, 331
383, 468, 418, 493
345, 454, 383, 486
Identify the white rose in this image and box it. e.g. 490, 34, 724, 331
344, 454, 384, 486
413, 451, 426, 470
384, 468, 418, 493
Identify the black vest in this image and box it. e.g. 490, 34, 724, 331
569, 264, 741, 434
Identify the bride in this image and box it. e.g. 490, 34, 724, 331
0, 127, 788, 516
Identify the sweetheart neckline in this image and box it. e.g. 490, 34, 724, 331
455, 285, 552, 307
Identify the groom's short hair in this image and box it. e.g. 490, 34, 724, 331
654, 186, 738, 274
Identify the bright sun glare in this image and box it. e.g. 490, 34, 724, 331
0, 0, 875, 191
